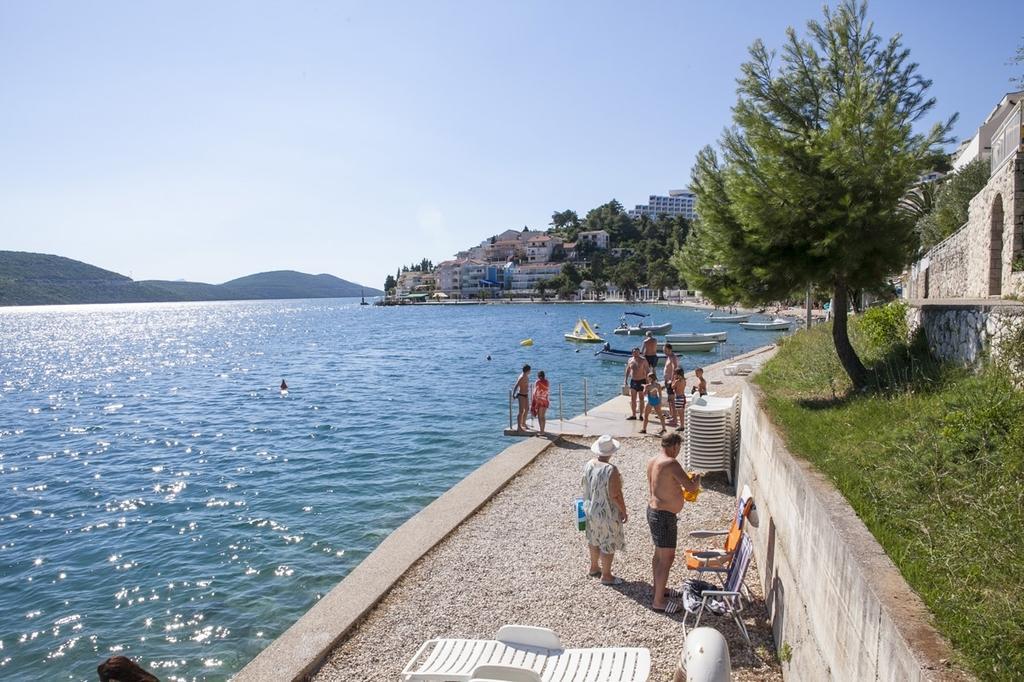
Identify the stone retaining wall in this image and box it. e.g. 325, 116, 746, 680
906, 301, 1024, 365
906, 151, 1024, 300
736, 381, 970, 681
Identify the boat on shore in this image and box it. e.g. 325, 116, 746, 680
706, 313, 750, 323
665, 331, 727, 343
612, 311, 673, 336
739, 318, 792, 331
564, 318, 605, 343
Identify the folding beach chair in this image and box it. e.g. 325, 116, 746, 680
682, 485, 754, 580
680, 534, 754, 646
401, 625, 651, 681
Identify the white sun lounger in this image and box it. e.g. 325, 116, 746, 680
401, 625, 650, 682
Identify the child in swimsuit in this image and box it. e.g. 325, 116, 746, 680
690, 367, 708, 397
671, 368, 687, 432
640, 372, 667, 435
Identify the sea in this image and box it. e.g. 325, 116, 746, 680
0, 299, 788, 681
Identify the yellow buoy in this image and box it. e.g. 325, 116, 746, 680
520, 338, 533, 346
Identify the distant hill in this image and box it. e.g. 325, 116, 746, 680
0, 251, 383, 307
221, 270, 375, 300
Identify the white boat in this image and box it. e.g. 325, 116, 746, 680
665, 331, 727, 343
706, 313, 750, 323
593, 346, 667, 363
612, 312, 673, 336
663, 339, 718, 352
739, 318, 792, 331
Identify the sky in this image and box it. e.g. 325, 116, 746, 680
1, 1, 1021, 289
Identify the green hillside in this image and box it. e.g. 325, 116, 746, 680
222, 270, 381, 299
0, 252, 180, 306
0, 251, 382, 306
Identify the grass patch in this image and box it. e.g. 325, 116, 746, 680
756, 318, 1024, 679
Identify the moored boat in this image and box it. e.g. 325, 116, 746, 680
706, 313, 750, 323
739, 318, 792, 331
612, 311, 673, 335
594, 345, 667, 363
662, 339, 718, 352
665, 331, 727, 343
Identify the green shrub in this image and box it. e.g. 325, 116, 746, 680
858, 301, 909, 355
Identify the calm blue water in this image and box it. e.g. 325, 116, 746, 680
0, 299, 786, 680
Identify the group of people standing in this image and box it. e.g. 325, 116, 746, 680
624, 331, 707, 435
581, 432, 701, 613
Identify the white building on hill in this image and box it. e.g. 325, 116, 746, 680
628, 189, 697, 221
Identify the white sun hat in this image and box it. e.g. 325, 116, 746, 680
591, 434, 621, 457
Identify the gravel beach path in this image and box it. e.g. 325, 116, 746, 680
314, 435, 782, 681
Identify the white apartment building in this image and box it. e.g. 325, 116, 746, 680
505, 262, 564, 294
577, 230, 610, 250
951, 90, 1024, 171
628, 189, 697, 221
525, 234, 563, 263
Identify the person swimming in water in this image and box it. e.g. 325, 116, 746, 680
280, 379, 288, 391
640, 372, 667, 435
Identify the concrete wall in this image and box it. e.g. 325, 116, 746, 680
907, 151, 1024, 300
736, 382, 970, 681
906, 301, 1024, 365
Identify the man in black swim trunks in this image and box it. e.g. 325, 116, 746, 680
641, 331, 659, 371
623, 349, 650, 420
645, 432, 701, 611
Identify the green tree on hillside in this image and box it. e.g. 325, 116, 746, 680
549, 210, 582, 241
384, 274, 397, 293
915, 159, 991, 250
584, 200, 639, 244
678, 0, 953, 388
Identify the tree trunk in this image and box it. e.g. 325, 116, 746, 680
831, 279, 869, 389
805, 284, 812, 330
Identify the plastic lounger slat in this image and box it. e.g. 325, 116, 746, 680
608, 650, 627, 681
450, 638, 493, 671
543, 651, 571, 681
420, 639, 464, 675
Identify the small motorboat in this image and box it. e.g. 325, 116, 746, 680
612, 311, 673, 335
739, 318, 792, 331
594, 344, 666, 363
360, 289, 370, 305
520, 338, 534, 346
663, 339, 718, 353
564, 318, 605, 343
706, 313, 750, 323
665, 331, 727, 343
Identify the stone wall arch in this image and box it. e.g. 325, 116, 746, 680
989, 194, 1005, 296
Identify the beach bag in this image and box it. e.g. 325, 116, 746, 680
574, 497, 587, 531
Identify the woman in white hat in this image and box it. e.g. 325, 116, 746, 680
581, 435, 628, 585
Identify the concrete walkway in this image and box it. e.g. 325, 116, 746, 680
504, 345, 776, 438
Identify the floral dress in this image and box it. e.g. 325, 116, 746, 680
581, 459, 626, 554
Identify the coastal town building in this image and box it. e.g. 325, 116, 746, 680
577, 230, 610, 250
525, 234, 564, 263
505, 262, 564, 294
396, 270, 436, 297
951, 90, 1024, 171
628, 189, 697, 221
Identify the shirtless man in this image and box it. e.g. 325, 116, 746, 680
512, 364, 531, 432
646, 432, 701, 611
623, 349, 650, 420
662, 343, 680, 426
641, 331, 659, 371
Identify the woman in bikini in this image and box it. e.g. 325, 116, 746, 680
531, 370, 551, 435
640, 372, 667, 435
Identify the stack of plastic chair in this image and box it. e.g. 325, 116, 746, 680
684, 395, 738, 482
